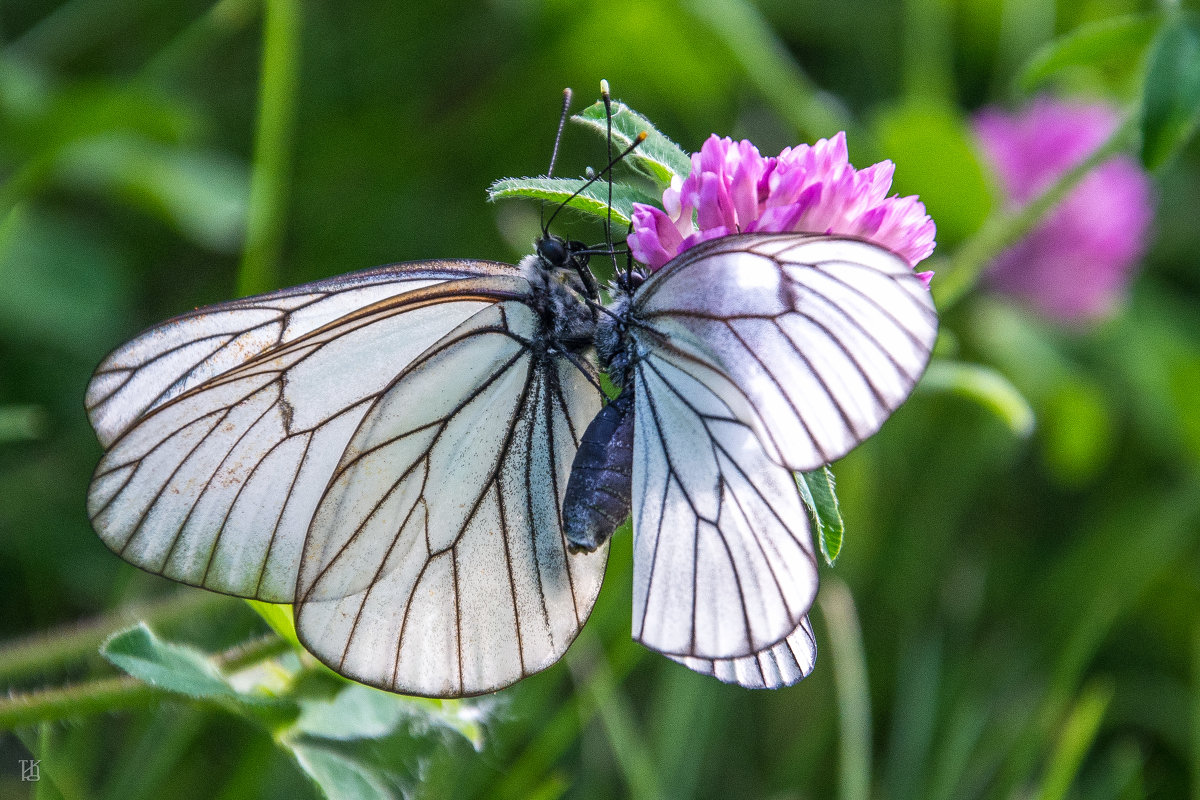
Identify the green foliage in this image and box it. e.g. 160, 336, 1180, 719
919, 359, 1036, 439
3, 1, 1200, 799
103, 624, 259, 702
873, 101, 994, 245
1019, 13, 1161, 92
487, 176, 655, 227
1140, 13, 1200, 169
799, 467, 845, 566
489, 98, 689, 228
572, 100, 691, 187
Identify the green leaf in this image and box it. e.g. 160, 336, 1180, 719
101, 624, 239, 700
1140, 15, 1200, 170
573, 101, 691, 188
288, 742, 396, 800
799, 467, 845, 565
918, 360, 1036, 438
295, 684, 408, 741
487, 176, 660, 227
1019, 13, 1160, 92
873, 101, 993, 245
293, 684, 486, 749
245, 600, 301, 648
1034, 681, 1114, 800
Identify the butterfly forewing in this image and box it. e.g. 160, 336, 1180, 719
295, 299, 606, 697
633, 234, 938, 472
86, 261, 521, 447
87, 267, 532, 602
628, 344, 817, 661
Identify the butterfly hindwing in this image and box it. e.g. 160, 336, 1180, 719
294, 300, 607, 697
669, 616, 816, 689
628, 342, 817, 661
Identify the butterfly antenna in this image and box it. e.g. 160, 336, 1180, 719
543, 130, 647, 234
541, 88, 573, 233
601, 79, 620, 274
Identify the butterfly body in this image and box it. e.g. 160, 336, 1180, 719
562, 387, 634, 553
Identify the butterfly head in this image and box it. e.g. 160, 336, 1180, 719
534, 233, 594, 284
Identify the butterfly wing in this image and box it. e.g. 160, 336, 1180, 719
87, 264, 529, 602
633, 234, 938, 472
669, 616, 816, 689
294, 299, 606, 697
628, 343, 817, 661
87, 261, 518, 448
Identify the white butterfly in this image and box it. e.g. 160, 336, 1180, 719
86, 228, 935, 695
563, 233, 937, 689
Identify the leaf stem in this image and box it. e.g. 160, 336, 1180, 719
0, 591, 231, 685
0, 632, 293, 731
237, 0, 301, 297
0, 675, 163, 730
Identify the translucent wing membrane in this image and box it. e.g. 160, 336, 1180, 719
670, 616, 816, 689
87, 268, 531, 602
86, 261, 519, 447
629, 344, 817, 661
295, 301, 606, 697
634, 234, 938, 472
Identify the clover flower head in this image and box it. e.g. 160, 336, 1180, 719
627, 133, 937, 282
973, 97, 1154, 322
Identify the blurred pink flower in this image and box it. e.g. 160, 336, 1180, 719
627, 133, 937, 281
973, 97, 1154, 322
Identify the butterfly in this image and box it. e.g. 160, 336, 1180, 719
85, 100, 937, 696
561, 233, 937, 688
86, 240, 613, 698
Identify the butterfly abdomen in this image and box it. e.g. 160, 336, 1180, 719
563, 389, 634, 553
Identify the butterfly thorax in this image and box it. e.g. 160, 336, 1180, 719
518, 245, 595, 355
594, 273, 643, 390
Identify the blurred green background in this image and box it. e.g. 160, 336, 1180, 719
3, 0, 1200, 798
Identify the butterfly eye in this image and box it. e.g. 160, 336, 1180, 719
537, 235, 569, 268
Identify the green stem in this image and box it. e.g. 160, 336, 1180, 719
933, 115, 1138, 310
819, 579, 873, 800
0, 632, 293, 730
237, 0, 301, 297
0, 675, 163, 730
1191, 623, 1200, 800
0, 591, 231, 685
564, 633, 661, 800
138, 0, 260, 84
1034, 681, 1113, 800
682, 0, 857, 142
